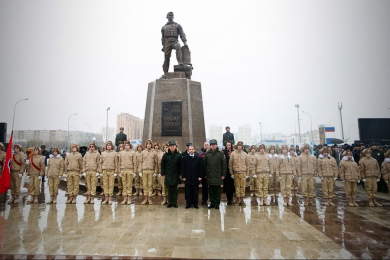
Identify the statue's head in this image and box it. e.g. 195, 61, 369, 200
166, 12, 174, 21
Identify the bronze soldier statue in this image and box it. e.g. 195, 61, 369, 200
161, 12, 188, 78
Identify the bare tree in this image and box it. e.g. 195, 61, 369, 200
101, 126, 116, 143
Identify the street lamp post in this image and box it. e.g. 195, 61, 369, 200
106, 107, 111, 142
262, 125, 269, 139
12, 98, 29, 132
12, 98, 29, 194
338, 103, 345, 141
302, 111, 313, 144
259, 122, 262, 143
295, 104, 301, 143
85, 122, 92, 142
348, 125, 354, 141
67, 113, 77, 151
295, 119, 301, 145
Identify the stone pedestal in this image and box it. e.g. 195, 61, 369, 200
142, 78, 206, 151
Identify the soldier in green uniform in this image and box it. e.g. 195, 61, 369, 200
204, 139, 226, 210
161, 12, 187, 77
161, 140, 182, 208
115, 127, 127, 151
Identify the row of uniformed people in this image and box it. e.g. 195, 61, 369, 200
230, 142, 389, 207
3, 141, 390, 207
3, 139, 169, 205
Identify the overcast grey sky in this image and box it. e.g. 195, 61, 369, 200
1, 0, 389, 142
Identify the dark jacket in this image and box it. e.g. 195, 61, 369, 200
182, 150, 198, 158
223, 132, 235, 146
223, 148, 235, 193
353, 149, 361, 165
181, 154, 203, 185
115, 132, 127, 147
161, 149, 182, 186
203, 148, 226, 185
41, 149, 49, 166
198, 148, 207, 158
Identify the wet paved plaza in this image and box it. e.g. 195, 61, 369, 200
1, 181, 390, 259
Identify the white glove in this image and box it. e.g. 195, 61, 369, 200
133, 173, 136, 177
79, 174, 82, 178
386, 181, 388, 184
139, 173, 142, 177
362, 179, 367, 182
231, 175, 234, 179
278, 177, 281, 181
119, 173, 122, 177
299, 177, 302, 180
82, 173, 86, 177
280, 155, 285, 159
334, 177, 337, 181
377, 178, 380, 182
38, 176, 42, 180
292, 175, 295, 179
269, 174, 272, 178
153, 173, 157, 177
252, 175, 257, 179
245, 175, 249, 179
18, 173, 22, 178
114, 173, 118, 177
96, 173, 100, 177
158, 173, 162, 178
358, 180, 361, 183
26, 160, 29, 164
26, 176, 30, 179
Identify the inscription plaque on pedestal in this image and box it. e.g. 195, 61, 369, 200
162, 101, 182, 136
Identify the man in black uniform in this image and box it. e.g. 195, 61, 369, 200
41, 145, 49, 182
371, 142, 386, 192
161, 12, 187, 77
222, 126, 235, 147
115, 127, 127, 151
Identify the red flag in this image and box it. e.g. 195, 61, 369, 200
0, 133, 13, 194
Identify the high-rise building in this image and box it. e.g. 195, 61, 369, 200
237, 124, 252, 145
116, 113, 144, 140
208, 125, 222, 146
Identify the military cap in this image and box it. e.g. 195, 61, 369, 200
185, 142, 192, 146
226, 126, 230, 129
210, 139, 218, 145
41, 145, 46, 149
120, 127, 124, 130
168, 140, 177, 146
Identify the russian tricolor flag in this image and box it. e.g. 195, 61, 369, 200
325, 127, 335, 132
